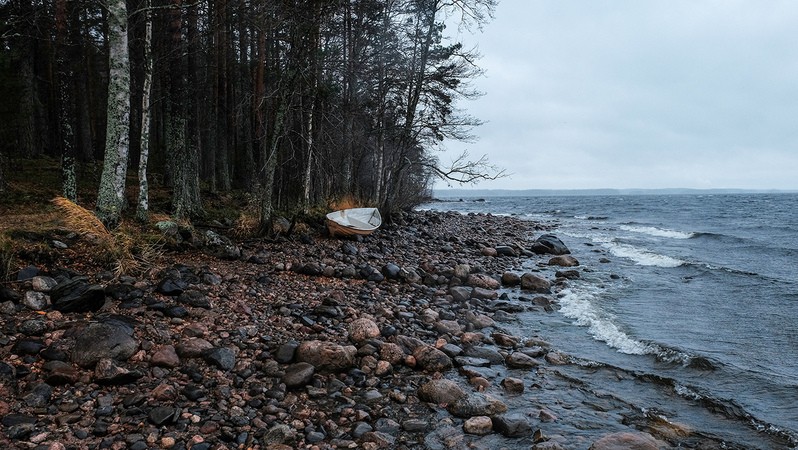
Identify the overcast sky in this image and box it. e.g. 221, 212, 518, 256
436, 0, 798, 190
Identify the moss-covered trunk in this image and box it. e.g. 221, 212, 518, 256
96, 0, 131, 227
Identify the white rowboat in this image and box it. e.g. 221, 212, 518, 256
326, 207, 382, 237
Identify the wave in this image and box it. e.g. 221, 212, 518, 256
602, 241, 685, 268
574, 215, 609, 220
620, 224, 695, 239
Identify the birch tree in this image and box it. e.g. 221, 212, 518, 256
136, 1, 153, 222
96, 0, 132, 227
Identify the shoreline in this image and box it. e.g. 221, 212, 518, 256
0, 210, 781, 449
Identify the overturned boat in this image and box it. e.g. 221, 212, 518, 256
326, 207, 382, 237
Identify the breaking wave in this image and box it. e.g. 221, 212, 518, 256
620, 224, 695, 239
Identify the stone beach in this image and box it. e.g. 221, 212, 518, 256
0, 210, 740, 449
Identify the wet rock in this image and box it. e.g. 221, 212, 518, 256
465, 311, 495, 329
282, 362, 315, 388
545, 352, 568, 365
412, 345, 453, 372
296, 340, 356, 371
506, 352, 540, 369
556, 269, 580, 279
71, 320, 139, 368
448, 392, 507, 418
539, 409, 558, 422
49, 278, 105, 312
532, 234, 570, 255
549, 255, 579, 267
521, 273, 551, 293
463, 416, 493, 435
588, 432, 660, 450
492, 332, 519, 347
22, 291, 49, 311
449, 286, 472, 302
501, 272, 521, 286
463, 346, 504, 365
349, 318, 381, 343
495, 245, 518, 257
417, 379, 467, 404
202, 347, 235, 370
492, 413, 534, 437
501, 377, 524, 394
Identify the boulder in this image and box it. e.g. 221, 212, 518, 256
588, 432, 660, 450
463, 416, 493, 435
501, 272, 521, 286
505, 352, 540, 369
467, 274, 500, 290
548, 255, 579, 267
282, 362, 315, 388
448, 392, 507, 418
501, 377, 524, 394
531, 234, 570, 255
71, 319, 139, 368
349, 318, 381, 343
382, 263, 402, 280
296, 340, 356, 372
520, 273, 551, 293
417, 379, 467, 405
492, 413, 534, 437
50, 278, 105, 312
412, 345, 453, 372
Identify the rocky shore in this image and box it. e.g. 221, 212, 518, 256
1, 210, 735, 450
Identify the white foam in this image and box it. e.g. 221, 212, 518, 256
558, 287, 654, 355
603, 242, 685, 268
620, 225, 695, 239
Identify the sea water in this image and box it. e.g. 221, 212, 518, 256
421, 193, 798, 448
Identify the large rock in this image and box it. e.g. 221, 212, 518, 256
531, 234, 570, 255
22, 291, 49, 311
50, 278, 105, 312
492, 413, 534, 437
417, 379, 467, 405
94, 358, 143, 385
449, 286, 472, 302
505, 352, 540, 369
203, 347, 236, 370
71, 319, 139, 368
296, 340, 356, 371
467, 274, 500, 290
282, 362, 315, 388
348, 318, 380, 343
412, 345, 453, 372
501, 272, 521, 286
548, 255, 579, 267
588, 432, 660, 450
448, 393, 507, 418
520, 273, 551, 293
463, 416, 493, 435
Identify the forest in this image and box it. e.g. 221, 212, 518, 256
0, 0, 502, 229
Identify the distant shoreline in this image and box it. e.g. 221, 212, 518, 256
433, 188, 798, 198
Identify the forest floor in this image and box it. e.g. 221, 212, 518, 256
0, 158, 744, 450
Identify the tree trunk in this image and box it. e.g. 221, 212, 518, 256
136, 2, 153, 222
96, 0, 131, 227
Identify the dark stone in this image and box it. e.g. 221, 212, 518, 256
148, 406, 178, 425
556, 269, 581, 279
340, 242, 358, 255
359, 265, 384, 282
164, 305, 189, 318
94, 358, 144, 385
495, 245, 518, 257
448, 393, 508, 418
2, 414, 37, 427
71, 320, 139, 368
297, 263, 323, 276
24, 383, 53, 407
50, 278, 106, 312
281, 362, 315, 388
463, 346, 505, 365
531, 234, 570, 255
19, 319, 48, 336
382, 263, 401, 280
12, 339, 45, 356
157, 277, 187, 296
178, 290, 211, 309
182, 384, 205, 401
203, 347, 235, 370
275, 342, 299, 363
16, 266, 40, 281
0, 286, 21, 302
492, 413, 534, 437
6, 423, 35, 440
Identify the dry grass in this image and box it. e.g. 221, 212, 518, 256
0, 234, 14, 282
231, 213, 259, 238
51, 197, 163, 277
329, 194, 367, 211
